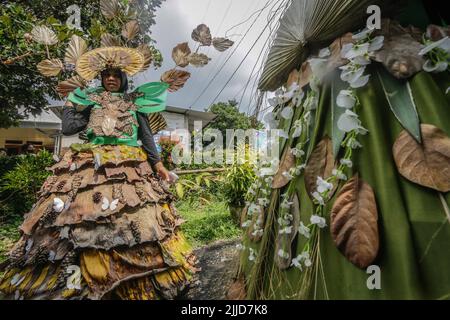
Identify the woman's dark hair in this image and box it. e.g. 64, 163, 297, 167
100, 68, 129, 93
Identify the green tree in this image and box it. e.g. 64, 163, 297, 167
205, 100, 263, 139
0, 0, 165, 128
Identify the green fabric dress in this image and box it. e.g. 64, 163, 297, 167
237, 7, 450, 300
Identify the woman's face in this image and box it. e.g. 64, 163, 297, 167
101, 69, 122, 92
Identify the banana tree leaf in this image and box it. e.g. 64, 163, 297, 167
376, 67, 422, 143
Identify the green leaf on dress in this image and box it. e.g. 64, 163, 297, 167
376, 68, 422, 143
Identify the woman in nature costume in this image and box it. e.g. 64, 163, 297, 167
231, 0, 450, 300
0, 17, 234, 299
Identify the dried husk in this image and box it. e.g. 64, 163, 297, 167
172, 42, 191, 67
161, 69, 191, 92
37, 59, 63, 77
304, 136, 336, 200
330, 173, 379, 269
393, 124, 450, 192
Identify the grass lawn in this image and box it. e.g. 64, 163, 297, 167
176, 200, 242, 248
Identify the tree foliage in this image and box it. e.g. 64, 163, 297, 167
0, 0, 165, 128
205, 100, 263, 137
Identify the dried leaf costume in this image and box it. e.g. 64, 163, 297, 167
232, 0, 450, 300
0, 47, 197, 300
0, 0, 236, 298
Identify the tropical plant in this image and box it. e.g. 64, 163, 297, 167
223, 161, 256, 208
172, 172, 223, 204
0, 149, 54, 221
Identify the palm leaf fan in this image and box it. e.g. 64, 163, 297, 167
37, 59, 63, 77
56, 75, 87, 97
64, 35, 88, 65
100, 0, 120, 20
101, 33, 121, 47
258, 0, 406, 91
121, 20, 140, 40
137, 44, 153, 71
30, 25, 58, 45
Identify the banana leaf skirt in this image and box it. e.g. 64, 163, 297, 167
0, 145, 196, 300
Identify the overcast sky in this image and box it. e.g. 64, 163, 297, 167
134, 0, 283, 116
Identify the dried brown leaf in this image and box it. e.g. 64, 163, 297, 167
64, 35, 88, 65
272, 148, 296, 189
327, 32, 354, 70
160, 69, 191, 92
121, 20, 140, 40
286, 69, 299, 89
330, 173, 379, 269
304, 136, 336, 200
172, 42, 191, 67
212, 37, 234, 52
393, 124, 450, 192
188, 53, 211, 67
37, 59, 63, 77
191, 24, 212, 46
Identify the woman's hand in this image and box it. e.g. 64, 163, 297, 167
154, 161, 171, 182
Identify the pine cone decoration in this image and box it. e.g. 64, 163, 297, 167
122, 124, 134, 137
55, 251, 78, 289
92, 192, 103, 204
33, 245, 49, 265
56, 180, 67, 191
130, 221, 141, 244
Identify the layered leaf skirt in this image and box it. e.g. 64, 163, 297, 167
0, 145, 196, 300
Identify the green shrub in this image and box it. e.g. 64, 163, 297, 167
0, 149, 54, 222
223, 161, 256, 208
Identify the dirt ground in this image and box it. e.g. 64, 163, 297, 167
182, 238, 241, 300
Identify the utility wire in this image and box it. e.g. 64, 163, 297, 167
187, 0, 276, 110
209, 0, 286, 107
